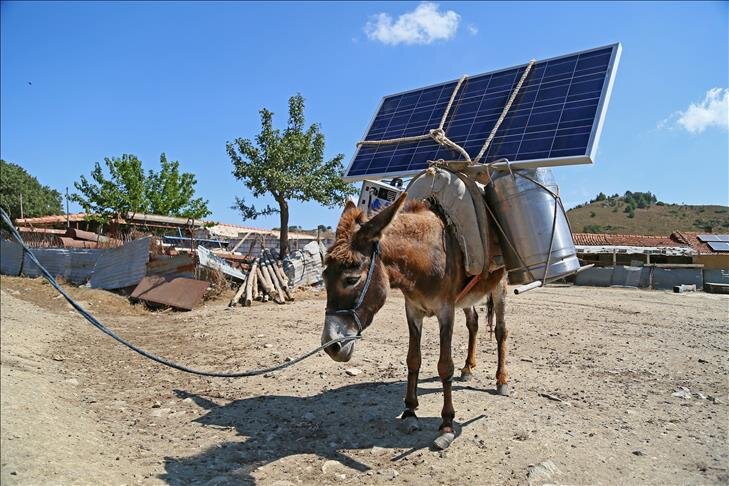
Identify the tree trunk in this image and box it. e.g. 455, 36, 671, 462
278, 197, 290, 258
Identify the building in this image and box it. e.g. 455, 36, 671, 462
572, 231, 729, 290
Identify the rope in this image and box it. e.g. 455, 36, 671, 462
357, 75, 469, 156
0, 209, 360, 378
356, 59, 536, 167
473, 60, 536, 163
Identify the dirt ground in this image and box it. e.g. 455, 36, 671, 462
1, 275, 727, 485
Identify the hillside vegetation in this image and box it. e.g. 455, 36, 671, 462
567, 191, 729, 235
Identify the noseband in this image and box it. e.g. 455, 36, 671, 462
325, 241, 380, 335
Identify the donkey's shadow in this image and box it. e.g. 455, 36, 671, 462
163, 379, 491, 485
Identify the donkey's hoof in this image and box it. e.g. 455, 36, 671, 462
433, 432, 455, 450
496, 384, 510, 396
399, 415, 420, 434
459, 368, 473, 381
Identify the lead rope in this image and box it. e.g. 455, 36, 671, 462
0, 209, 360, 378
357, 60, 536, 166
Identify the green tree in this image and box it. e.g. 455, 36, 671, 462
227, 94, 356, 257
145, 153, 210, 218
0, 160, 63, 220
71, 153, 210, 222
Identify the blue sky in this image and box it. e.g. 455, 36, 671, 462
2, 1, 727, 229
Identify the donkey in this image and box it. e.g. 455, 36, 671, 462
321, 193, 508, 449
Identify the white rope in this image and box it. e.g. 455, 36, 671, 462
357, 75, 470, 158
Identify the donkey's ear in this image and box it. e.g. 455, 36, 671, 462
353, 192, 407, 249
341, 200, 357, 217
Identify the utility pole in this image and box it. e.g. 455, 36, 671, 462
65, 187, 70, 227
19, 193, 24, 219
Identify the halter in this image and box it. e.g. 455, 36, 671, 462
325, 241, 381, 335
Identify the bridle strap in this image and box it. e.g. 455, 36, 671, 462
325, 241, 381, 335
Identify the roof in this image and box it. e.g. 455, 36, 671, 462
15, 213, 90, 225
670, 231, 729, 255
572, 233, 684, 248
205, 223, 316, 240
573, 231, 729, 255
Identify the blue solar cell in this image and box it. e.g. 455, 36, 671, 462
345, 44, 621, 181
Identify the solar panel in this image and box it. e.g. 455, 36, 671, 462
345, 43, 621, 181
707, 241, 729, 252
698, 234, 729, 242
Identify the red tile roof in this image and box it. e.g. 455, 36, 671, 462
572, 233, 684, 248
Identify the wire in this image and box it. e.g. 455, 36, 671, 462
0, 208, 360, 378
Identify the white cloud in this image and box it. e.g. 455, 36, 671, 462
467, 24, 478, 36
660, 88, 729, 134
364, 2, 460, 46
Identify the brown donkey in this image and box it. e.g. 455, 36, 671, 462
321, 193, 508, 449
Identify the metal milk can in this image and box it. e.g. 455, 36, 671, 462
483, 168, 580, 285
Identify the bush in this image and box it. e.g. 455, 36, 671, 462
590, 211, 596, 218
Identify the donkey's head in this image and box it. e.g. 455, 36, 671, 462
321, 193, 407, 362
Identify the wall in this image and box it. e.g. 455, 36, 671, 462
695, 254, 729, 270
575, 265, 704, 290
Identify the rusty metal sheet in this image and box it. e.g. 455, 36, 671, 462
131, 275, 208, 310
59, 237, 99, 249
197, 246, 246, 281
147, 254, 195, 278
66, 228, 122, 245
88, 237, 151, 289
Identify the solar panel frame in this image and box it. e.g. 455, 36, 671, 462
344, 43, 622, 182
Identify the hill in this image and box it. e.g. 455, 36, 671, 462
567, 192, 729, 235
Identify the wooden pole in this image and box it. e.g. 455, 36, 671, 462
229, 272, 248, 307
264, 257, 286, 303
251, 268, 259, 300
256, 265, 280, 303
243, 259, 258, 306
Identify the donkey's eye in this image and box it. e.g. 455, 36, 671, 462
344, 276, 361, 287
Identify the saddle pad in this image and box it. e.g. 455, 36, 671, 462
406, 168, 486, 276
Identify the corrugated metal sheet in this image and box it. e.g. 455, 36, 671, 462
88, 237, 151, 289
22, 247, 101, 284
1, 239, 24, 276
197, 246, 246, 281
131, 275, 208, 310
704, 269, 729, 284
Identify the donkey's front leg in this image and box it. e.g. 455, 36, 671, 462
434, 304, 456, 450
401, 304, 424, 433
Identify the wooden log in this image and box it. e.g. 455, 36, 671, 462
263, 257, 286, 303
228, 273, 248, 307
243, 259, 258, 306
261, 261, 285, 304
256, 266, 280, 303
251, 269, 260, 300
265, 254, 293, 301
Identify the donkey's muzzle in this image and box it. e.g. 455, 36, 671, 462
326, 342, 342, 354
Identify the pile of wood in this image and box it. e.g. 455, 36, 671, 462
229, 250, 293, 307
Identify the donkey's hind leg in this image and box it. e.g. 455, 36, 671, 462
493, 276, 509, 396
460, 306, 478, 381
